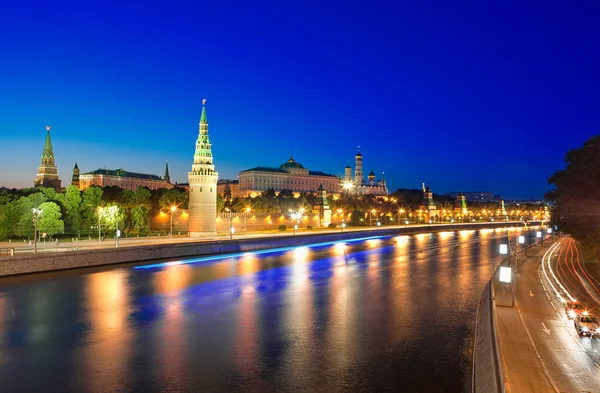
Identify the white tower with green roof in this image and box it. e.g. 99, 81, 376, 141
188, 99, 219, 237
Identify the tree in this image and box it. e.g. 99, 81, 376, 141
546, 134, 600, 257
134, 186, 152, 207
56, 186, 83, 235
159, 188, 188, 211
131, 205, 150, 235
81, 186, 103, 233
217, 194, 225, 213
37, 201, 64, 237
99, 204, 125, 233
223, 182, 232, 204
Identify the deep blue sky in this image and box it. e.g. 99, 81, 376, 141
1, 1, 598, 199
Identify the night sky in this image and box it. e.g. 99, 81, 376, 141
1, 1, 598, 199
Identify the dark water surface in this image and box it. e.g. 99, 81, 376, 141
0, 229, 515, 392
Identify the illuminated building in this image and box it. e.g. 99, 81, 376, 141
34, 126, 62, 192
420, 182, 439, 218
188, 99, 218, 237
342, 148, 388, 196
71, 163, 80, 187
77, 162, 173, 191
455, 191, 467, 214
238, 157, 339, 196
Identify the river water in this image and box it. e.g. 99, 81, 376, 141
0, 228, 519, 392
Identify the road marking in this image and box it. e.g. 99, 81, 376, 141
542, 322, 551, 335
529, 290, 535, 297
550, 302, 556, 311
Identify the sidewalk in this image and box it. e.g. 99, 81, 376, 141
494, 245, 557, 393
495, 306, 556, 392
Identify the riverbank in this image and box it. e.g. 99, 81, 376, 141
0, 221, 539, 277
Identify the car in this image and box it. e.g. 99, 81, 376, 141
565, 301, 588, 320
575, 315, 600, 337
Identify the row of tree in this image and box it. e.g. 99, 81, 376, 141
547, 134, 600, 259
0, 182, 546, 241
0, 185, 189, 240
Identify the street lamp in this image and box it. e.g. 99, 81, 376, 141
398, 209, 405, 226
169, 205, 177, 238
115, 206, 119, 248
225, 208, 233, 240
244, 207, 251, 235
98, 207, 104, 242
342, 181, 354, 197
370, 209, 376, 228
32, 208, 42, 255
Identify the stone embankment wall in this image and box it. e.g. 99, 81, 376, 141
472, 276, 505, 392
0, 221, 537, 277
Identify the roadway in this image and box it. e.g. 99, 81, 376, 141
499, 237, 600, 392
0, 226, 529, 392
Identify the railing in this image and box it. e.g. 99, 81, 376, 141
472, 265, 505, 393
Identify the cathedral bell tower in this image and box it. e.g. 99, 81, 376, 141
188, 99, 219, 237
354, 148, 365, 186
34, 125, 62, 192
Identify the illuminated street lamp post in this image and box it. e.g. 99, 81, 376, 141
98, 207, 104, 242
225, 208, 233, 240
342, 181, 354, 197
115, 207, 119, 248
169, 205, 177, 238
370, 209, 376, 228
398, 209, 405, 227
32, 207, 42, 255
243, 207, 251, 235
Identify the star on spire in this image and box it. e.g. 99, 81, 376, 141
202, 98, 207, 105
46, 125, 51, 131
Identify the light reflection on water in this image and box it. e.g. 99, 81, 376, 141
0, 229, 510, 392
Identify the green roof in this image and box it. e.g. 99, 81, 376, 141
280, 157, 305, 169
240, 166, 288, 174
42, 130, 54, 159
82, 168, 163, 181
201, 105, 207, 123
308, 171, 336, 177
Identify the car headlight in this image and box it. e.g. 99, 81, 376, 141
582, 326, 589, 332
569, 310, 576, 318
583, 311, 589, 316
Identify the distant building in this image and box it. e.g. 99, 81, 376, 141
71, 163, 80, 187
342, 148, 388, 196
420, 183, 439, 218
238, 157, 339, 197
77, 162, 173, 191
34, 126, 62, 192
446, 191, 494, 203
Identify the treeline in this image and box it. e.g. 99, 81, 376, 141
0, 185, 188, 240
0, 184, 545, 241
547, 134, 600, 259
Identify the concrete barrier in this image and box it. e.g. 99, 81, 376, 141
472, 274, 505, 393
0, 221, 540, 277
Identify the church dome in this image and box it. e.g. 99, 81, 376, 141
280, 157, 305, 169
368, 170, 376, 177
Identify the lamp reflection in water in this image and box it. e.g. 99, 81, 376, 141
84, 270, 131, 391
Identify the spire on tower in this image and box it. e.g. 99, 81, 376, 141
164, 160, 171, 183
200, 99, 207, 123
42, 126, 55, 161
